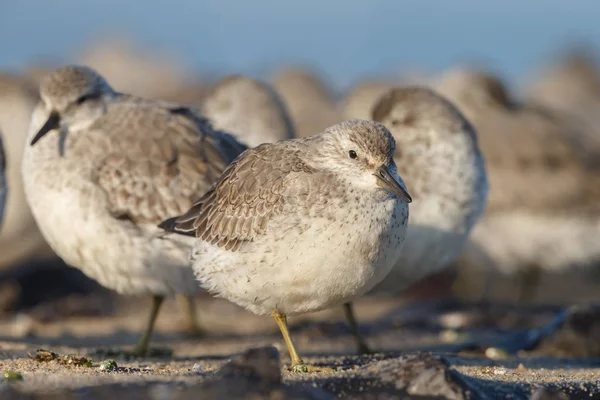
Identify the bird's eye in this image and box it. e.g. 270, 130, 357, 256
349, 150, 357, 159
75, 93, 98, 105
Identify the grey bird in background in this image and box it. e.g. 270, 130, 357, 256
272, 67, 341, 138
343, 87, 488, 353
23, 65, 246, 356
202, 75, 295, 147
434, 67, 600, 303
341, 79, 395, 121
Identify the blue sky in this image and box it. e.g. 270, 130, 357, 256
1, 0, 599, 90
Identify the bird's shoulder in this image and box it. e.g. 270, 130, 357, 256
81, 97, 246, 224
159, 139, 331, 250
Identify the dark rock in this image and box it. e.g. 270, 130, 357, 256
217, 345, 281, 385
529, 387, 569, 400
206, 346, 332, 399
370, 353, 468, 399
529, 304, 600, 357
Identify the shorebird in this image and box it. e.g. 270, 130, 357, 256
433, 68, 600, 302
0, 73, 55, 269
160, 119, 412, 372
341, 80, 394, 121
202, 75, 295, 147
271, 67, 340, 138
525, 50, 600, 156
22, 65, 246, 356
343, 87, 488, 353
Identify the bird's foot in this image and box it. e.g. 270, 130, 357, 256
291, 363, 336, 373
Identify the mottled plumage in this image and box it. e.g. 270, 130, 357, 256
23, 65, 246, 354
161, 119, 411, 372
202, 75, 295, 147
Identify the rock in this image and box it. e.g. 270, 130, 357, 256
99, 360, 118, 371
217, 345, 281, 385
529, 305, 600, 357
191, 363, 203, 372
529, 387, 569, 400
372, 353, 468, 399
203, 346, 331, 399
1, 371, 23, 382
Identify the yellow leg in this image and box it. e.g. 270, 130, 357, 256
133, 295, 164, 356
343, 303, 371, 354
177, 295, 205, 337
272, 310, 335, 373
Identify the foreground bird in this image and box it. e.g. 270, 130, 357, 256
343, 87, 488, 353
22, 65, 246, 356
202, 75, 295, 147
160, 119, 412, 372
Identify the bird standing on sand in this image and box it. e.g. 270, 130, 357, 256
160, 119, 411, 372
22, 65, 246, 356
343, 87, 488, 352
202, 75, 295, 148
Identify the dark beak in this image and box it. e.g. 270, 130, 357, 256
374, 165, 412, 203
31, 111, 60, 146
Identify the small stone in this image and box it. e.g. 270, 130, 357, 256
2, 371, 23, 382
493, 367, 507, 375
99, 359, 118, 371
530, 387, 569, 400
439, 329, 461, 343
11, 314, 36, 337
485, 347, 508, 360
192, 363, 203, 372
218, 346, 281, 385
31, 349, 58, 362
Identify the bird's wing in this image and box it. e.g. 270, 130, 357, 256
159, 140, 317, 251
88, 101, 246, 225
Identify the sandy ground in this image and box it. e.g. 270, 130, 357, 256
0, 262, 599, 399
0, 291, 598, 399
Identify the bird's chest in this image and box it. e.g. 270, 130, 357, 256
315, 193, 407, 271
23, 143, 105, 260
